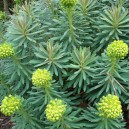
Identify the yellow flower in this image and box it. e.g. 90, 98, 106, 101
45, 99, 66, 122
0, 95, 21, 116
97, 94, 122, 119
61, 0, 78, 8
32, 69, 52, 87
0, 43, 14, 59
107, 40, 128, 59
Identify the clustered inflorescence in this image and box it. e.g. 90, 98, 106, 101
0, 43, 14, 59
61, 0, 78, 8
32, 69, 52, 87
0, 95, 21, 116
107, 40, 128, 59
97, 94, 122, 119
45, 99, 66, 122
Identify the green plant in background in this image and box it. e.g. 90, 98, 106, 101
1, 0, 129, 129
60, 0, 78, 46
0, 43, 13, 101
65, 47, 96, 93
95, 3, 129, 50
6, 14, 43, 50
0, 11, 6, 43
30, 42, 70, 85
0, 43, 33, 95
0, 72, 11, 101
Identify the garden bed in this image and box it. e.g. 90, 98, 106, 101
0, 112, 12, 129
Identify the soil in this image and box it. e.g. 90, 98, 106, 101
0, 111, 129, 129
0, 112, 12, 129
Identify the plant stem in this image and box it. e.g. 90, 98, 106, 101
3, 0, 10, 15
12, 53, 20, 64
67, 7, 75, 42
110, 58, 117, 75
44, 86, 53, 103
18, 107, 32, 120
60, 117, 68, 129
104, 118, 108, 129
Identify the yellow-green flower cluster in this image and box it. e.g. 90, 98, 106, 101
61, 0, 78, 8
97, 94, 122, 119
107, 40, 128, 59
0, 43, 14, 59
0, 11, 5, 20
32, 69, 52, 87
45, 99, 66, 122
0, 95, 21, 116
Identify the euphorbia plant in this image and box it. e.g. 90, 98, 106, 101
87, 40, 129, 103
45, 98, 85, 129
0, 95, 43, 129
83, 94, 126, 129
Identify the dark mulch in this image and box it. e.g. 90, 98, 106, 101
0, 112, 12, 129
0, 111, 129, 129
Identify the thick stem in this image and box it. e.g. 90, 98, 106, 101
110, 58, 117, 75
44, 86, 53, 103
60, 117, 69, 129
12, 53, 20, 64
81, 0, 88, 15
18, 107, 33, 120
67, 7, 75, 42
3, 0, 10, 15
104, 118, 108, 129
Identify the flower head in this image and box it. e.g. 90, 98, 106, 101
97, 94, 122, 119
0, 95, 21, 116
32, 69, 52, 87
0, 43, 14, 59
107, 40, 128, 59
45, 99, 66, 122
61, 0, 78, 8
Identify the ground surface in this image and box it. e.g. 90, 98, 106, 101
0, 112, 12, 129
0, 111, 129, 129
